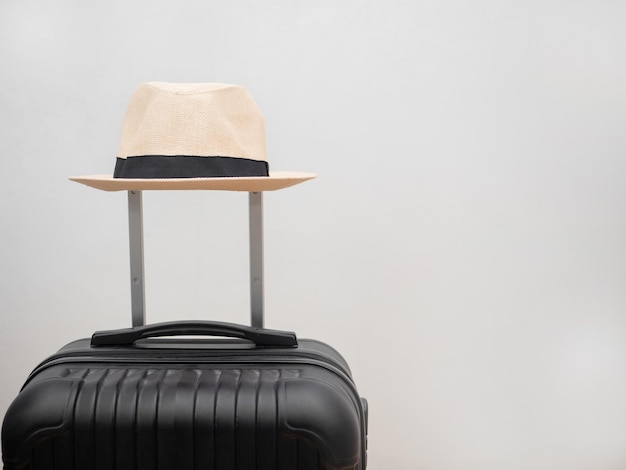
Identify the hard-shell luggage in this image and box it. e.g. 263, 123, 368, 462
2, 192, 368, 470
2, 321, 367, 470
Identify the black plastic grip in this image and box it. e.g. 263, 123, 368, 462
91, 320, 298, 348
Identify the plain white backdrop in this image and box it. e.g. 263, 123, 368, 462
1, 1, 626, 468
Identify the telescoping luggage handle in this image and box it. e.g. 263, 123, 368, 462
91, 320, 297, 348
127, 190, 265, 328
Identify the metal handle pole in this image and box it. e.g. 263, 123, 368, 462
127, 191, 261, 328
249, 191, 264, 327
128, 190, 146, 327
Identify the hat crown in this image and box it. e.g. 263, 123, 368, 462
118, 82, 266, 161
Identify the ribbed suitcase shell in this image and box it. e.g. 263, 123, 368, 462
2, 326, 367, 470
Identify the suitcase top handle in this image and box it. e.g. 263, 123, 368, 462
91, 320, 298, 348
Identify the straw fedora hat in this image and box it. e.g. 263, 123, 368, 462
70, 82, 316, 191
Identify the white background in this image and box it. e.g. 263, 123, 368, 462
1, 1, 626, 469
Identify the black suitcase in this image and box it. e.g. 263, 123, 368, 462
2, 321, 367, 470
2, 192, 368, 470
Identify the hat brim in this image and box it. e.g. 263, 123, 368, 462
69, 171, 316, 192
